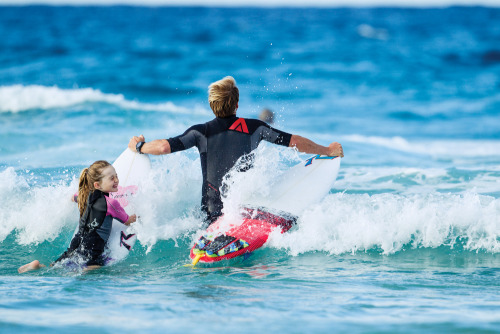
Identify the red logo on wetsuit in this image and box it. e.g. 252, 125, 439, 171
229, 118, 249, 134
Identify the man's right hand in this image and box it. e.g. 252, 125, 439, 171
128, 135, 145, 152
328, 142, 344, 157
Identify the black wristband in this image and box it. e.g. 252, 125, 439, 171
136, 141, 145, 154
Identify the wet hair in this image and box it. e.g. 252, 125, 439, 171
208, 76, 239, 118
77, 160, 111, 217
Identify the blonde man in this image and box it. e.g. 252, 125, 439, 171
129, 76, 343, 224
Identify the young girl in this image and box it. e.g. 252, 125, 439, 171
18, 160, 136, 273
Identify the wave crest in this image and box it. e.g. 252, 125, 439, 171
0, 84, 205, 114
268, 192, 500, 255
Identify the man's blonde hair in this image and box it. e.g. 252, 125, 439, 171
208, 76, 239, 117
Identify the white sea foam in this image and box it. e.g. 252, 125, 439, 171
129, 154, 203, 252
0, 154, 203, 248
0, 167, 77, 244
0, 84, 207, 114
268, 192, 500, 254
1, 145, 499, 254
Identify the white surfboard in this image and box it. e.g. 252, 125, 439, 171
242, 155, 341, 217
104, 148, 151, 265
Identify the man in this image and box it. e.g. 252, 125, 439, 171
129, 76, 343, 224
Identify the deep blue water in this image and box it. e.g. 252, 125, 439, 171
1, 5, 499, 333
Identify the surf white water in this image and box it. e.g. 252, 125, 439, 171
3, 144, 499, 255
0, 167, 76, 244
0, 84, 207, 114
268, 191, 500, 255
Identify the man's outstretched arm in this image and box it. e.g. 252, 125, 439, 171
289, 135, 344, 157
128, 135, 171, 155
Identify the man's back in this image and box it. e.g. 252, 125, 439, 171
167, 116, 292, 221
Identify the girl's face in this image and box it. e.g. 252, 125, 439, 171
95, 166, 119, 193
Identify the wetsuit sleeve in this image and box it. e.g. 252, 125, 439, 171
255, 121, 292, 147
166, 124, 205, 153
105, 196, 129, 224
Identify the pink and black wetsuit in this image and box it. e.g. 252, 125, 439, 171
167, 116, 292, 224
54, 190, 129, 266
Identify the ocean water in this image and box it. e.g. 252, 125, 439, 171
1, 5, 500, 333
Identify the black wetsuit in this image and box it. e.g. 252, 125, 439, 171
167, 116, 292, 223
54, 190, 129, 266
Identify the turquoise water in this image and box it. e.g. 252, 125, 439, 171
1, 6, 499, 333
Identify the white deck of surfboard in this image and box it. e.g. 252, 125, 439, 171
241, 155, 341, 217
104, 148, 150, 264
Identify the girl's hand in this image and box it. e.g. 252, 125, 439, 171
125, 214, 137, 226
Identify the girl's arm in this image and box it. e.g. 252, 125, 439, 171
105, 196, 132, 225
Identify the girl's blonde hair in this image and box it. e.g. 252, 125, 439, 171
77, 160, 111, 217
208, 76, 239, 118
